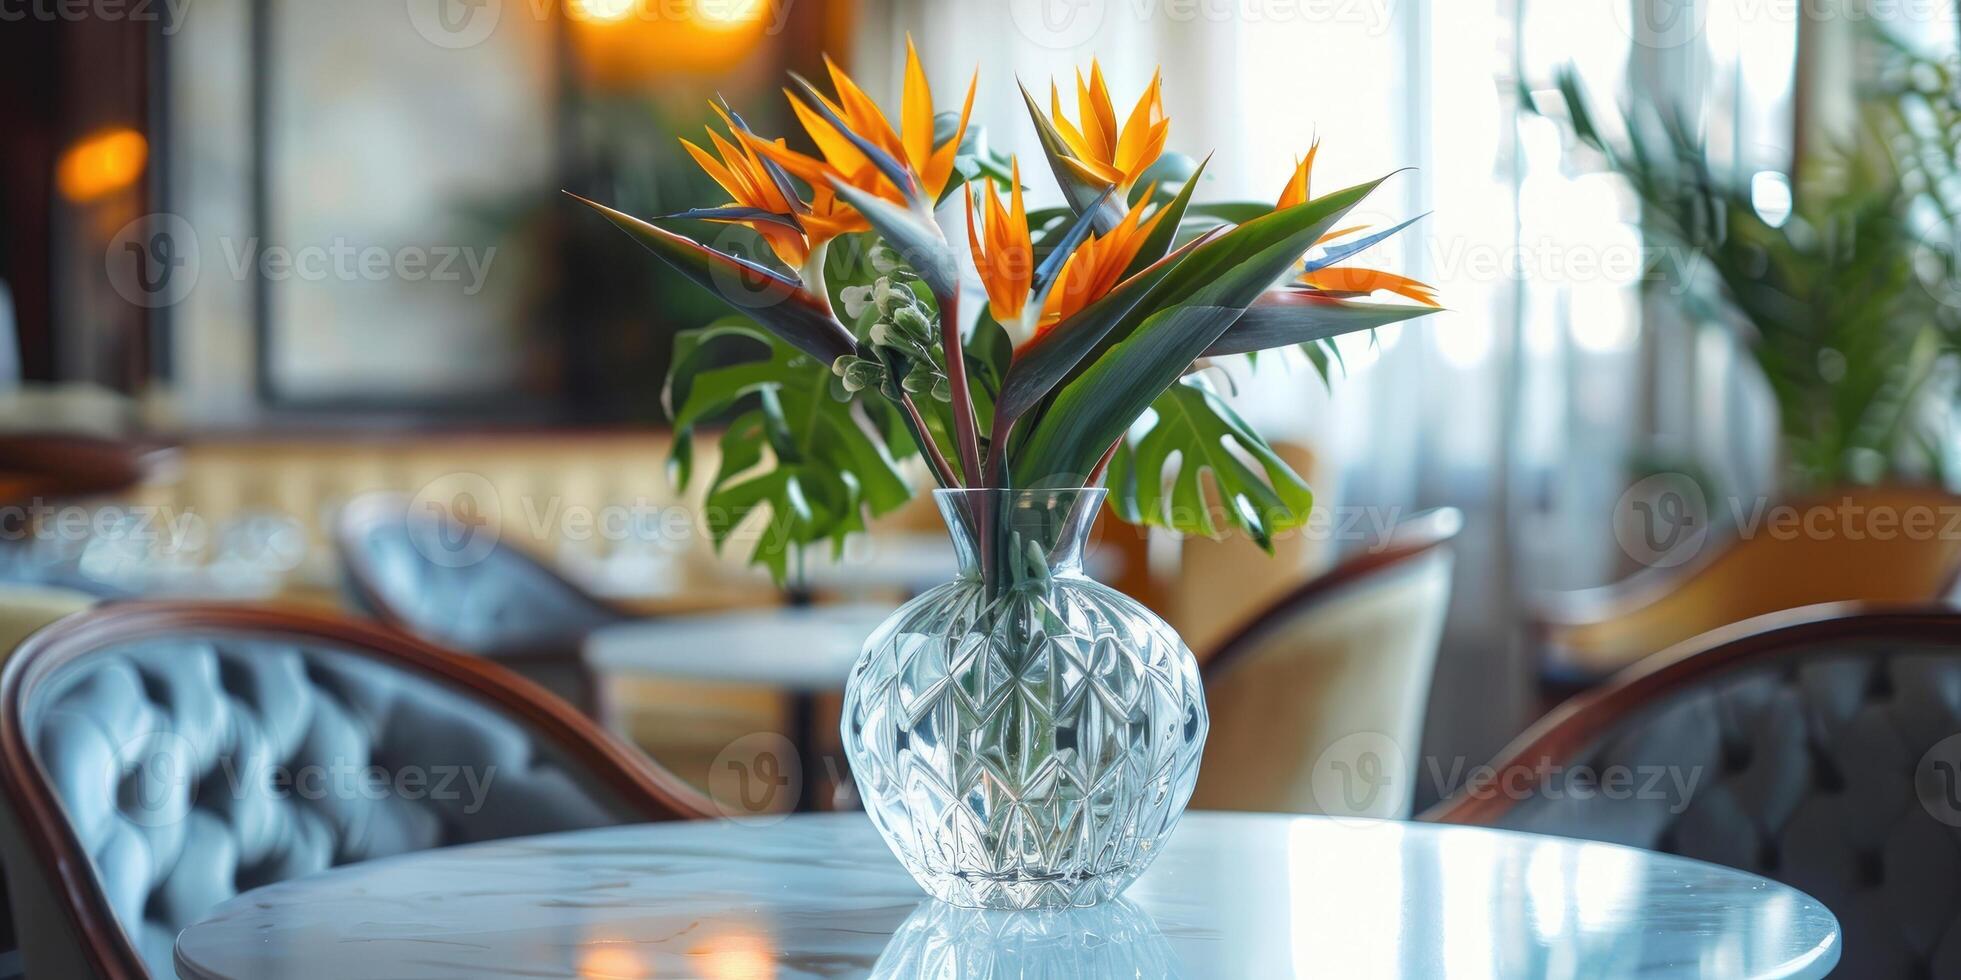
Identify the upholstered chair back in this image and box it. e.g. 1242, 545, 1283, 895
1192, 509, 1459, 818
337, 491, 627, 656
0, 604, 710, 979
336, 492, 629, 711
1430, 606, 1961, 979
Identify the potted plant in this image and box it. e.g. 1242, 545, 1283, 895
574, 42, 1441, 908
1533, 32, 1961, 494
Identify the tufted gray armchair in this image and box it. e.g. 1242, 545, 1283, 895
1430, 604, 1961, 978
335, 491, 632, 715
0, 602, 713, 979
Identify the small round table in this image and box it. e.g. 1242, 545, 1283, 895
582, 603, 889, 690
174, 813, 1839, 979
583, 604, 891, 811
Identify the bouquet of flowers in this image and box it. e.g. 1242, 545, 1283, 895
573, 41, 1440, 582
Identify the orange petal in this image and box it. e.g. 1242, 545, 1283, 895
680, 137, 744, 203
1125, 119, 1169, 188
823, 54, 904, 159
741, 127, 836, 188
1113, 68, 1164, 173
1076, 67, 1112, 163
924, 68, 977, 199
900, 36, 935, 177
1300, 267, 1439, 306
1315, 224, 1367, 245
758, 224, 808, 270
1060, 153, 1123, 189
1050, 81, 1094, 162
784, 89, 870, 179
705, 129, 769, 205
1086, 62, 1117, 160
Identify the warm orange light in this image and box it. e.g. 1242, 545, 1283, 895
57, 128, 148, 203
569, 0, 634, 21
577, 945, 647, 978
690, 930, 775, 980
568, 0, 773, 84
693, 0, 767, 29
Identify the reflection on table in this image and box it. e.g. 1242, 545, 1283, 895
173, 813, 1840, 980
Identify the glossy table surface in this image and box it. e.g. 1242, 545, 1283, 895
174, 813, 1838, 979
581, 602, 893, 691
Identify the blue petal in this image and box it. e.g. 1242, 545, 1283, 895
1303, 213, 1428, 273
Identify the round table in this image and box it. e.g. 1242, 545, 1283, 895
582, 603, 890, 691
174, 813, 1839, 979
583, 604, 891, 811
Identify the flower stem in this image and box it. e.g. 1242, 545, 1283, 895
898, 391, 959, 488
936, 286, 985, 487
1089, 435, 1124, 486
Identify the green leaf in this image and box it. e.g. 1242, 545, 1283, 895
992, 235, 1198, 427
1114, 176, 1387, 349
1185, 201, 1273, 224
1114, 380, 1314, 549
669, 321, 917, 583
1122, 153, 1209, 280
1203, 291, 1441, 357
1015, 304, 1242, 485
567, 193, 856, 364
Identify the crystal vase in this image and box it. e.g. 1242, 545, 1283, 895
841, 488, 1208, 909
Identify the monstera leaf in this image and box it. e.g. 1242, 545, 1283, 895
668, 319, 914, 581
1106, 378, 1313, 548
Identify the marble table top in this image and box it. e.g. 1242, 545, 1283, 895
174, 812, 1839, 980
582, 603, 893, 691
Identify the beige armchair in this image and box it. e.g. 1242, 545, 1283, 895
1535, 485, 1961, 684
1191, 509, 1460, 818
0, 586, 95, 655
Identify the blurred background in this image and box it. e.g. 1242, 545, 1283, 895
3, 0, 1960, 814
